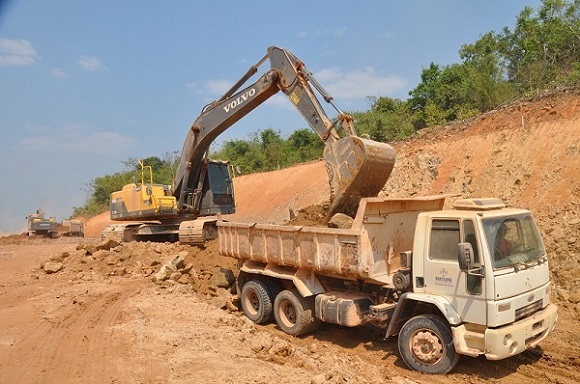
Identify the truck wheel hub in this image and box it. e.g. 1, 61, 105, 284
411, 330, 443, 363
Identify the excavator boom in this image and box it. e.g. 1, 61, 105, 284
107, 46, 396, 244
174, 46, 395, 219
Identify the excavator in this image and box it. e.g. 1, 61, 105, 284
105, 46, 396, 245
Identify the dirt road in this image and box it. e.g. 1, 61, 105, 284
1, 90, 579, 383
0, 237, 578, 384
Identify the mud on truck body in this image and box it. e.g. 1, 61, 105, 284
218, 195, 558, 374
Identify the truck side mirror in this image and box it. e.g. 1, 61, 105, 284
457, 242, 474, 271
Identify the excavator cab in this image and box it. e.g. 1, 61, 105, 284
110, 159, 235, 221
193, 160, 236, 216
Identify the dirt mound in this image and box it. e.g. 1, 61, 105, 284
36, 237, 239, 304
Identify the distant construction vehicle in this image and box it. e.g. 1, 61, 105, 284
60, 220, 84, 237
105, 46, 395, 245
26, 209, 58, 238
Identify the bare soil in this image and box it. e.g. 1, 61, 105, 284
1, 90, 579, 383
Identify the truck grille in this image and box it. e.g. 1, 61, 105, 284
515, 300, 542, 321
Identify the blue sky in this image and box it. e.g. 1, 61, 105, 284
0, 0, 542, 234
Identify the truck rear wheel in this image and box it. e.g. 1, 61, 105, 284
274, 289, 318, 336
398, 314, 459, 374
240, 280, 275, 324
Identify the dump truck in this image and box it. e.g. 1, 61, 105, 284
106, 46, 395, 244
218, 195, 558, 374
60, 220, 84, 237
26, 209, 59, 238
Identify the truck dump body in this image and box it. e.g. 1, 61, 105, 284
218, 196, 447, 285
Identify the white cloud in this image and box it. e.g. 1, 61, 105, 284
52, 67, 67, 78
23, 123, 52, 134
263, 93, 294, 110
0, 38, 37, 66
78, 55, 106, 71
20, 123, 134, 154
205, 79, 233, 95
333, 27, 347, 36
314, 67, 407, 99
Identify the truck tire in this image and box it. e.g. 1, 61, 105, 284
398, 314, 459, 374
274, 289, 317, 336
240, 280, 275, 324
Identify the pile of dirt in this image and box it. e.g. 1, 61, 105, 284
35, 237, 239, 306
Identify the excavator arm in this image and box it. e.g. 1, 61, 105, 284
174, 46, 396, 219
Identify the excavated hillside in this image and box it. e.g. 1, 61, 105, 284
383, 90, 579, 295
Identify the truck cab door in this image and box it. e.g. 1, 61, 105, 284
423, 219, 486, 324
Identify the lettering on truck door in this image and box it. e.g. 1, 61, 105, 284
424, 219, 487, 324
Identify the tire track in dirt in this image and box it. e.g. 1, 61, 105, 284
0, 279, 146, 384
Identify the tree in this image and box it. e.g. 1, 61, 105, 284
258, 129, 286, 170
287, 129, 324, 162
408, 63, 480, 128
499, 0, 580, 92
353, 97, 415, 140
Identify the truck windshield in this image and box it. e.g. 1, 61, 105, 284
482, 214, 545, 269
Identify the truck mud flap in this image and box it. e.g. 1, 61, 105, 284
324, 135, 396, 219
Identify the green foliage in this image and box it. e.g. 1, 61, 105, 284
352, 97, 415, 141
286, 129, 325, 163
213, 128, 324, 174
499, 0, 580, 92
408, 0, 580, 128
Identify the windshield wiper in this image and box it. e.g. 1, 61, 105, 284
513, 255, 547, 271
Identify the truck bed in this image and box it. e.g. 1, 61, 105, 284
218, 196, 448, 284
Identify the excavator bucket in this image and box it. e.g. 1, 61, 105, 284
323, 136, 396, 219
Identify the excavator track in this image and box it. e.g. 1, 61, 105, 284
178, 217, 219, 246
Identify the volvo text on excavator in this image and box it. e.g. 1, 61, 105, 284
105, 46, 396, 245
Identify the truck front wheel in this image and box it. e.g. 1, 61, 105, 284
274, 289, 318, 336
398, 314, 459, 374
240, 280, 275, 324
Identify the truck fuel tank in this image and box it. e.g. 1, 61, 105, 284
315, 291, 374, 327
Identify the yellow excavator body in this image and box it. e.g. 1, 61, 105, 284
110, 183, 177, 221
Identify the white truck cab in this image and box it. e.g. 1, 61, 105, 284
394, 198, 558, 370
